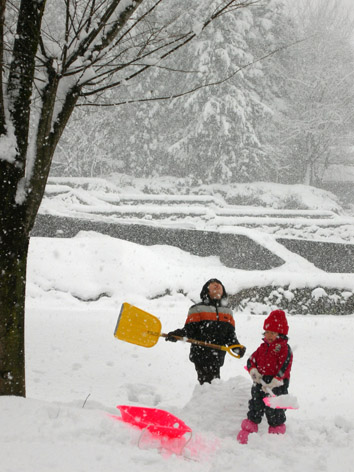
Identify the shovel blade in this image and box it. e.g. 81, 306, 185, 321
114, 303, 162, 348
263, 394, 299, 410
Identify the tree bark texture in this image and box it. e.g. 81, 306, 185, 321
0, 199, 28, 396
0, 0, 45, 396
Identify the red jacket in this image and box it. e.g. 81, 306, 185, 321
247, 336, 292, 380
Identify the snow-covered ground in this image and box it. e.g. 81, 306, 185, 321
2, 231, 354, 472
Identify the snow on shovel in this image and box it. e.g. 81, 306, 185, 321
261, 379, 299, 410
114, 302, 245, 358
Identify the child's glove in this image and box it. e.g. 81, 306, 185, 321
249, 368, 262, 384
165, 329, 185, 342
262, 377, 283, 393
231, 346, 246, 358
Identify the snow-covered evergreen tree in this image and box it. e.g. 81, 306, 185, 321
125, 0, 294, 183
53, 0, 294, 183
53, 0, 354, 188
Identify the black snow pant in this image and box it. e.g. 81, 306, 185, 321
247, 378, 289, 427
190, 347, 225, 385
193, 362, 221, 385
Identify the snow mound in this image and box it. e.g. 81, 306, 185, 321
179, 376, 250, 438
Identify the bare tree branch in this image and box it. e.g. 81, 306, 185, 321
78, 35, 312, 106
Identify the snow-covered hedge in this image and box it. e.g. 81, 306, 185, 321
48, 175, 344, 213
230, 285, 354, 315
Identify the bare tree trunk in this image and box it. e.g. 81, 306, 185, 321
0, 200, 28, 396
0, 0, 45, 396
0, 0, 6, 134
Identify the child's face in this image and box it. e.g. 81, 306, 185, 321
208, 282, 223, 300
264, 331, 278, 343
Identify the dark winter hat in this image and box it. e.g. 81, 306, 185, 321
200, 278, 227, 301
263, 309, 289, 335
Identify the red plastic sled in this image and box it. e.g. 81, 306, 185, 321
113, 405, 192, 439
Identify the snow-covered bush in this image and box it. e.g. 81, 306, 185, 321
230, 285, 354, 315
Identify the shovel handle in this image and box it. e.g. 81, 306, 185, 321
160, 333, 244, 358
260, 378, 284, 396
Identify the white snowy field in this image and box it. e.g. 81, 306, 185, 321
1, 232, 354, 472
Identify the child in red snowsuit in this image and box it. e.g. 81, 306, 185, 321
237, 309, 293, 444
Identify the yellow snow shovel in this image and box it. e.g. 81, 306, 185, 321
114, 302, 245, 358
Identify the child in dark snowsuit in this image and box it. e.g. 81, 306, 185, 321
237, 309, 293, 444
165, 279, 246, 385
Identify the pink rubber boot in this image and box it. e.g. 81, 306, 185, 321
237, 419, 258, 444
268, 424, 286, 435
